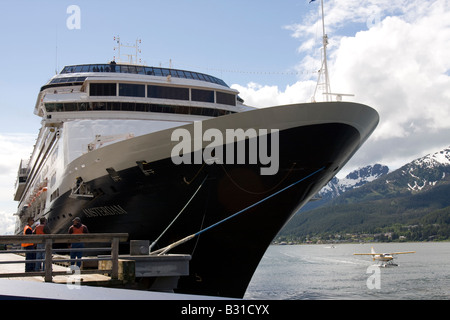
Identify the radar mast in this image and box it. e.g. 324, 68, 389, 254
113, 36, 142, 65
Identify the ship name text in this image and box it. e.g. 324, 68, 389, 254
83, 205, 127, 218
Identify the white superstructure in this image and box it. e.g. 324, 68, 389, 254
14, 62, 251, 233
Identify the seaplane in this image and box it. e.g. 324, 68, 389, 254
354, 247, 415, 267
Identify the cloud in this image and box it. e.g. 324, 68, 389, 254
232, 80, 316, 108
232, 0, 450, 176
0, 133, 35, 234
330, 0, 450, 172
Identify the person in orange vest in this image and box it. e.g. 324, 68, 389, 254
68, 217, 89, 268
22, 217, 35, 272
33, 217, 50, 271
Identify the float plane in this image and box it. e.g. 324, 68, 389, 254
354, 247, 415, 267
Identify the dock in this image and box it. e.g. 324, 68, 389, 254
0, 235, 212, 300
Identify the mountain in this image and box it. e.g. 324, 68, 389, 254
280, 146, 450, 241
299, 164, 389, 212
322, 163, 389, 198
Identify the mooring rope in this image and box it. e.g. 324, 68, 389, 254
150, 166, 326, 255
149, 175, 208, 252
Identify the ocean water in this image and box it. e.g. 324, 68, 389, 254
244, 242, 450, 300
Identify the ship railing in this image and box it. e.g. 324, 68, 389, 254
0, 233, 128, 283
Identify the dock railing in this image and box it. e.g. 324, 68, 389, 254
0, 233, 128, 282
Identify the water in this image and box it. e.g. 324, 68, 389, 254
244, 242, 450, 300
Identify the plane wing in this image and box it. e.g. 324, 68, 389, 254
353, 251, 415, 256
389, 251, 415, 255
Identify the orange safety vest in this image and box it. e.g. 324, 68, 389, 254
71, 225, 86, 234
35, 225, 46, 235
21, 225, 34, 247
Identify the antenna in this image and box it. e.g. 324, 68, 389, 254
113, 36, 142, 65
312, 0, 354, 102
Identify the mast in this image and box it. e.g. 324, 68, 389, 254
313, 0, 330, 102
320, 0, 331, 101
312, 0, 353, 102
113, 36, 142, 65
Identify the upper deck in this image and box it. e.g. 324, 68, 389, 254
36, 62, 249, 122
42, 62, 229, 89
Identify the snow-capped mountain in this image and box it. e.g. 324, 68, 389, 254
298, 146, 450, 214
282, 146, 450, 239
298, 164, 389, 213
320, 146, 450, 198
393, 146, 450, 192
412, 146, 450, 168
320, 164, 389, 199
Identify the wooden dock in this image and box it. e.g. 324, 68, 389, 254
0, 233, 128, 283
0, 252, 112, 284
0, 236, 201, 299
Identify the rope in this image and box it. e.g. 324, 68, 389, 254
149, 175, 208, 252
151, 166, 326, 255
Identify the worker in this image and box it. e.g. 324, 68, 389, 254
22, 217, 35, 272
68, 217, 89, 268
33, 217, 50, 271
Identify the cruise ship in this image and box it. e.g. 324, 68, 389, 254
13, 61, 379, 298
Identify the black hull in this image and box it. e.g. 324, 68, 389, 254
46, 122, 360, 298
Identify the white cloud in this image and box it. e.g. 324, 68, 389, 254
0, 133, 35, 234
233, 0, 450, 176
232, 80, 316, 107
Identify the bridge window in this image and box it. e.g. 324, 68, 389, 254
90, 83, 117, 96
60, 64, 230, 88
216, 92, 236, 106
148, 85, 189, 101
192, 89, 214, 103
119, 83, 145, 97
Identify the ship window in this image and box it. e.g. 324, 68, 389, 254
44, 101, 236, 117
92, 102, 107, 110
60, 64, 230, 88
161, 69, 171, 77
90, 83, 117, 96
109, 102, 121, 111
50, 188, 59, 202
136, 103, 147, 112
121, 65, 138, 74
152, 68, 163, 76
46, 103, 56, 112
192, 89, 214, 103
136, 66, 145, 75
78, 102, 89, 111
64, 103, 78, 111
119, 83, 145, 97
148, 85, 189, 101
184, 71, 194, 80
121, 102, 136, 111
149, 104, 162, 113
216, 92, 236, 106
145, 67, 155, 75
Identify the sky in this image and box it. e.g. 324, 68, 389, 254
1, 0, 450, 234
